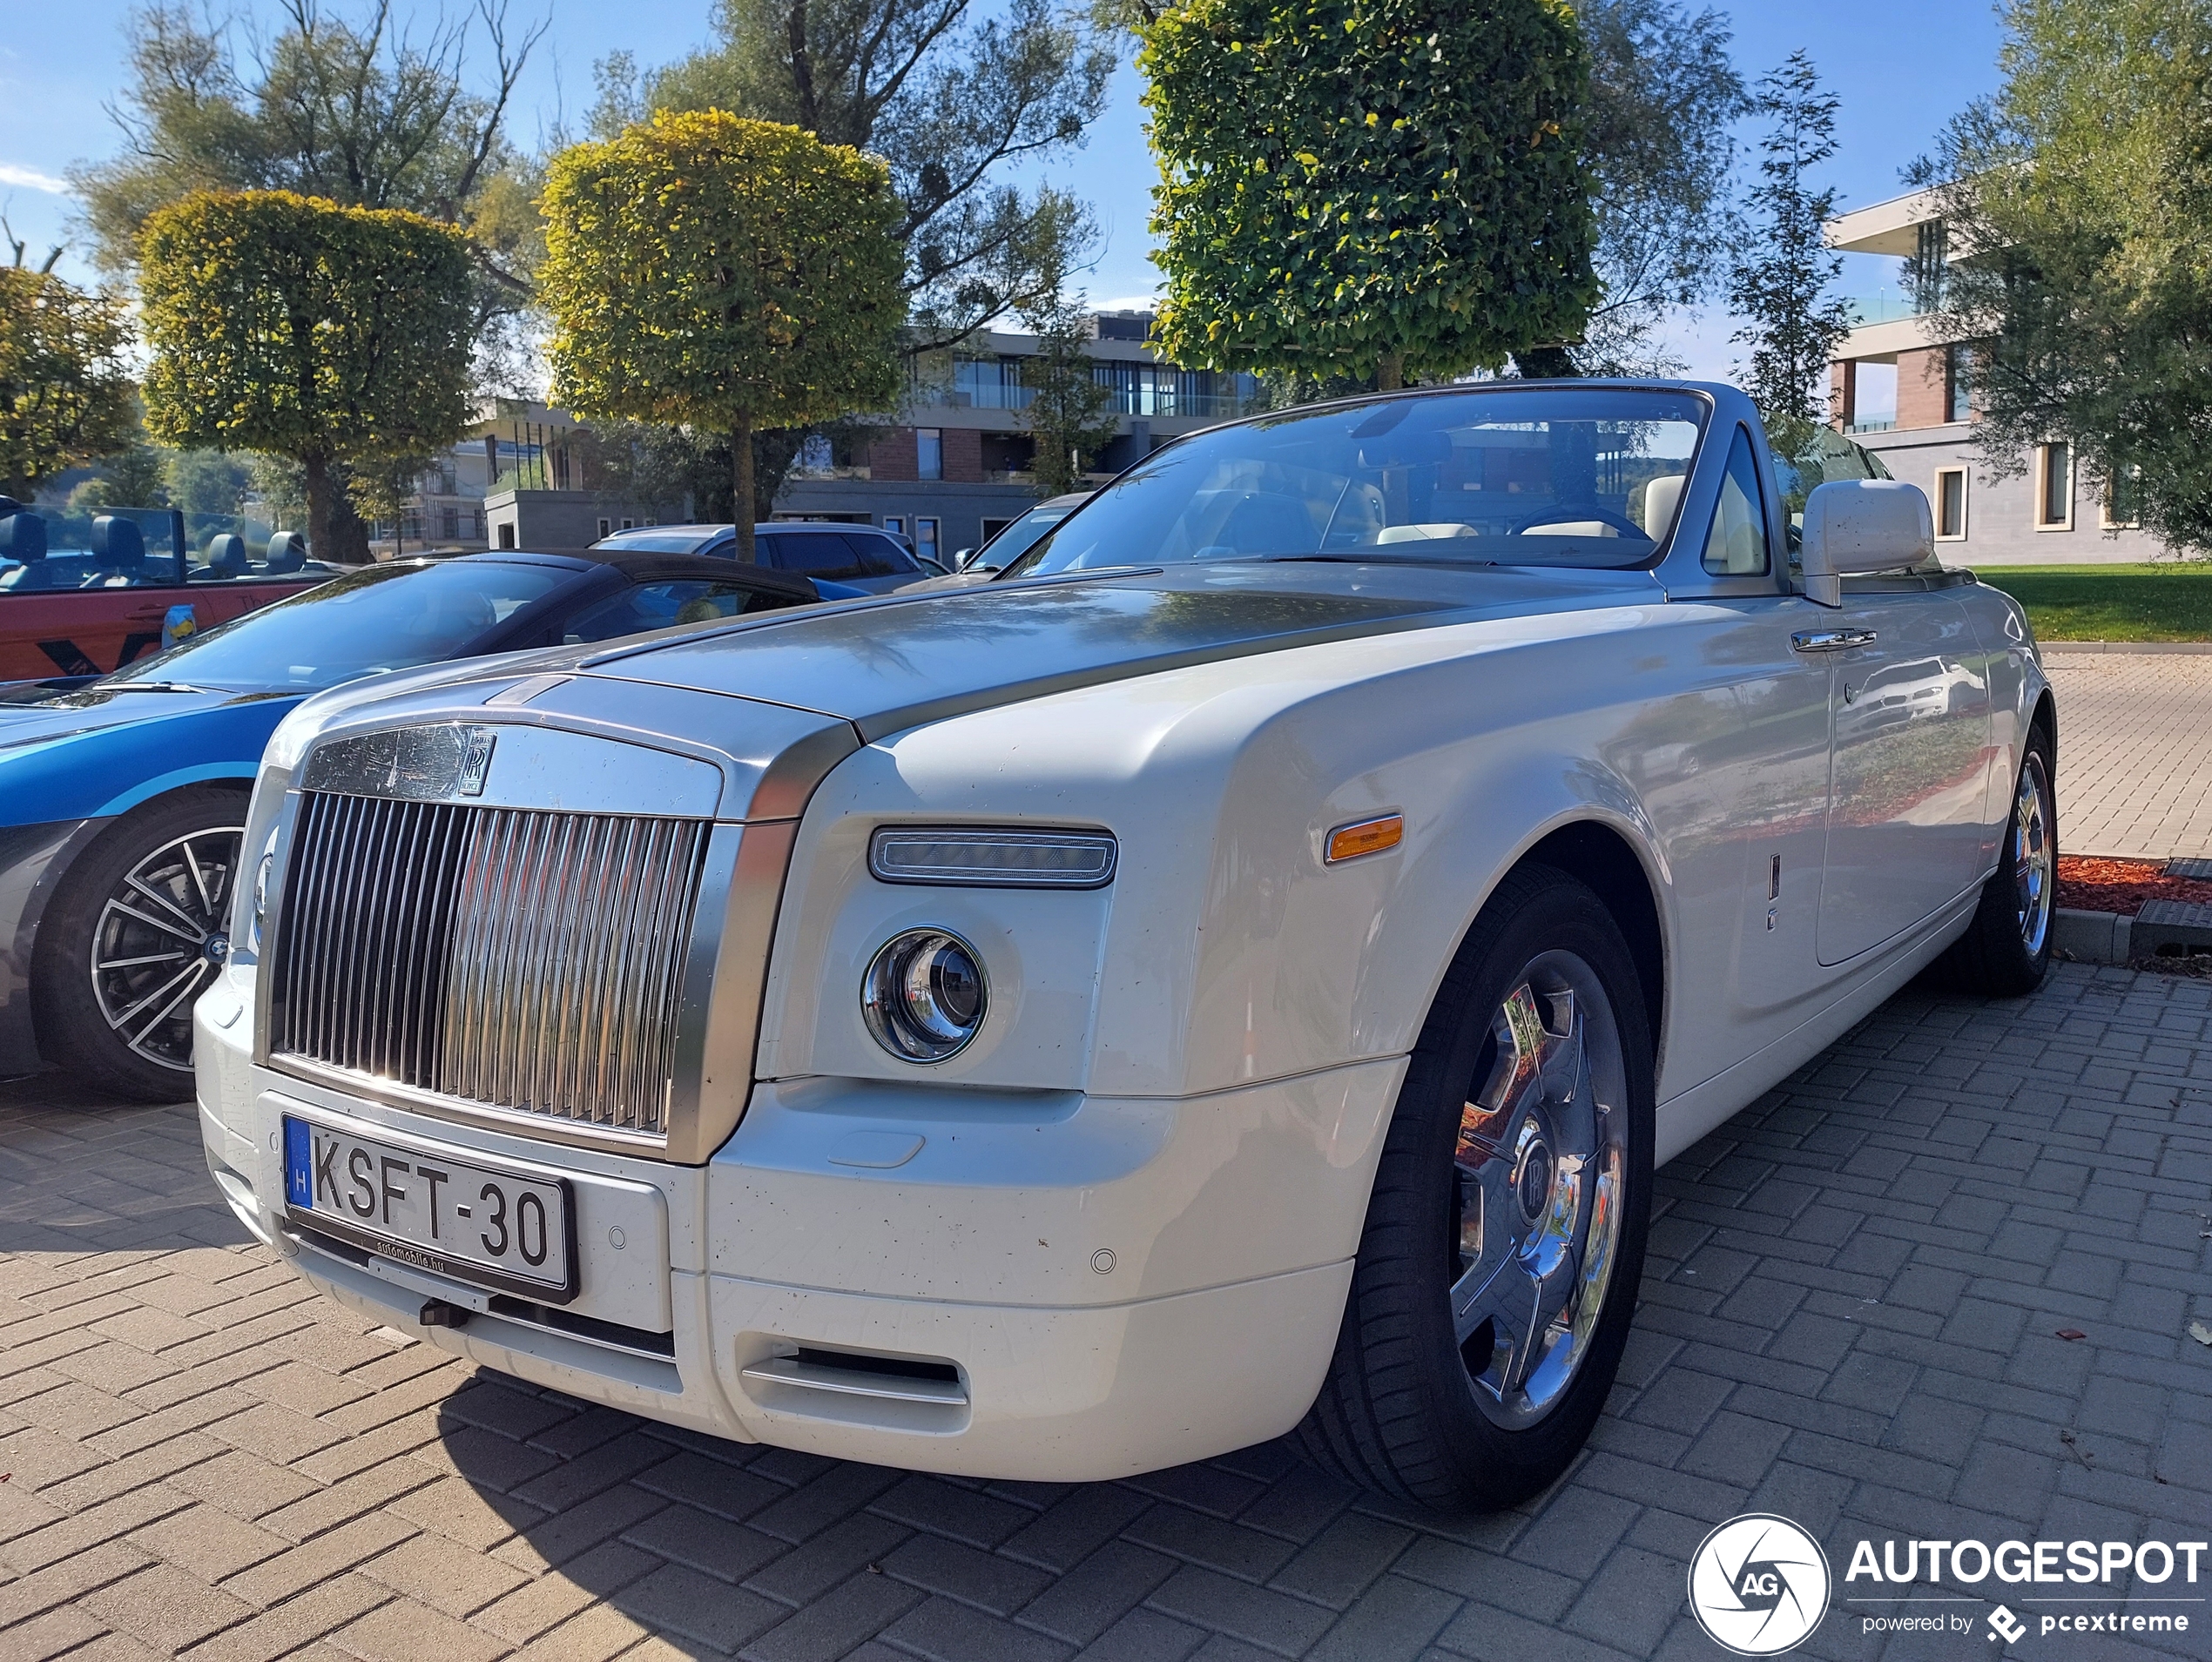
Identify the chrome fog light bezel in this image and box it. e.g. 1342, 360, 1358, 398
862, 928, 990, 1062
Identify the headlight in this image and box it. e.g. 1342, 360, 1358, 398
862, 928, 988, 1061
249, 844, 275, 956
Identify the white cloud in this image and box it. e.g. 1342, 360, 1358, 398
0, 163, 68, 194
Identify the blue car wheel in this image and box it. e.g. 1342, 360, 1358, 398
33, 787, 246, 1100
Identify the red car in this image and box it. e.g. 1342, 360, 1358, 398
0, 504, 338, 681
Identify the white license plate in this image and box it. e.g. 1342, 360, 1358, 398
283, 1115, 577, 1301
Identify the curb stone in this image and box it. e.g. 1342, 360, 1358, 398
2054, 906, 2131, 962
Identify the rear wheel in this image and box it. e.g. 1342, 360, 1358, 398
33, 789, 245, 1101
1298, 867, 1655, 1512
1932, 731, 2054, 996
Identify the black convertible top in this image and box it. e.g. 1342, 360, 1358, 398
454, 547, 822, 604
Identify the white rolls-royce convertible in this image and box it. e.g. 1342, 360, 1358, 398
195, 381, 2053, 1512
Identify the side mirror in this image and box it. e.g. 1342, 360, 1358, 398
1799, 479, 1932, 608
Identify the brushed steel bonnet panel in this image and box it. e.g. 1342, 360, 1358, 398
514, 678, 860, 822
303, 722, 723, 818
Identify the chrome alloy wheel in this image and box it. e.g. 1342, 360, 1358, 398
2013, 752, 2054, 957
1449, 950, 1629, 1428
88, 825, 243, 1073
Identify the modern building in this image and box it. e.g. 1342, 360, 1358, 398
366, 398, 673, 557
1824, 188, 2162, 566
773, 312, 1260, 564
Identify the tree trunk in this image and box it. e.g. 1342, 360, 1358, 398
303, 454, 333, 562
732, 412, 757, 564
1377, 352, 1405, 392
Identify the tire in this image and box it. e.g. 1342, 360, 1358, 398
32, 787, 246, 1101
1931, 730, 2054, 996
1298, 865, 1656, 1513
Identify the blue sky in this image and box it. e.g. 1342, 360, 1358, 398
1, 0, 2006, 380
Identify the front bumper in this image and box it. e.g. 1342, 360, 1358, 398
196, 972, 1401, 1481
0, 815, 108, 1075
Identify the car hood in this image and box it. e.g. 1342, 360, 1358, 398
264, 562, 1672, 820
577, 562, 1669, 743
0, 680, 308, 829
0, 682, 287, 752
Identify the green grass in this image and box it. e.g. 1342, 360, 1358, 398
1972, 562, 2212, 643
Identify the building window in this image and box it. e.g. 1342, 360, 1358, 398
917, 428, 943, 480
2104, 465, 2142, 529
1946, 346, 1973, 424
2037, 443, 2073, 529
884, 516, 905, 537
1934, 468, 1967, 540
497, 522, 516, 548
915, 516, 941, 569
621, 517, 635, 530
597, 517, 611, 539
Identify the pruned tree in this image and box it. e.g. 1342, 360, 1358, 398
1141, 0, 1598, 390
591, 0, 1114, 351
138, 190, 477, 561
0, 268, 135, 501
538, 112, 906, 564
1914, 0, 2212, 556
1725, 50, 1853, 452
72, 0, 546, 385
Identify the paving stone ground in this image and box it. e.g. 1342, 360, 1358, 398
3, 963, 2211, 1662
2044, 653, 2212, 862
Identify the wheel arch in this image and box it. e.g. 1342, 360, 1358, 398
1512, 820, 1666, 1063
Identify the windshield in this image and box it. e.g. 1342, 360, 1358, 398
973, 504, 1078, 570
103, 559, 572, 692
594, 530, 720, 554
1007, 387, 1708, 577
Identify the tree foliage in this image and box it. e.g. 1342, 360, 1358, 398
538, 112, 906, 562
1916, 0, 2212, 555
1570, 0, 1746, 374
1141, 0, 1596, 389
1017, 235, 1119, 497
71, 0, 544, 383
138, 190, 477, 561
167, 448, 253, 518
591, 0, 1113, 349
1725, 51, 1852, 451
71, 416, 173, 511
0, 269, 136, 501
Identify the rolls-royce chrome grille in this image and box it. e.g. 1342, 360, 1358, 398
270, 791, 711, 1135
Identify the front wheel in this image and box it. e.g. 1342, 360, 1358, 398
32, 788, 246, 1100
1298, 866, 1655, 1512
1932, 731, 2054, 996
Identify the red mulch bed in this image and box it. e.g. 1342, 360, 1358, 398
2056, 856, 2212, 916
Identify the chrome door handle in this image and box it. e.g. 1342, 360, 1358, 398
1791, 628, 1878, 653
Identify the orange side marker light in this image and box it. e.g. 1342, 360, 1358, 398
1325, 814, 1404, 865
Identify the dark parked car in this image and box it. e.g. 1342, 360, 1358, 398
0, 547, 828, 1099
591, 521, 942, 593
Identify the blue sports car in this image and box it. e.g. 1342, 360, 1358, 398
1, 546, 838, 1100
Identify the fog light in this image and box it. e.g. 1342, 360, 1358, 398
863, 929, 988, 1061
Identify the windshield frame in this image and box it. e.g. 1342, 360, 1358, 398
1000, 381, 1718, 582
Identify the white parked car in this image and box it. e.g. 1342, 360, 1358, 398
196, 382, 2054, 1512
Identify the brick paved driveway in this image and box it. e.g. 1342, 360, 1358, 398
2044, 652, 2212, 862
3, 964, 2209, 1662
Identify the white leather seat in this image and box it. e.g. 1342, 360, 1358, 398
1375, 522, 1477, 542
